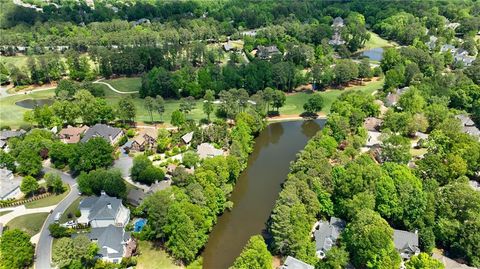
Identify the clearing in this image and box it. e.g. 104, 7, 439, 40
6, 212, 49, 236
136, 240, 183, 269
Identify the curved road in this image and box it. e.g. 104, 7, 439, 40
92, 79, 139, 94
34, 167, 79, 269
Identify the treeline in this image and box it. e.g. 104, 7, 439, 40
137, 111, 264, 264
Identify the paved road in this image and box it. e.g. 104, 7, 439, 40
34, 167, 79, 269
0, 85, 56, 99
93, 79, 139, 94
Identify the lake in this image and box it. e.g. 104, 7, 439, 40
15, 98, 54, 109
202, 119, 325, 269
358, 47, 384, 61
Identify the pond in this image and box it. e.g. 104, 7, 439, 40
202, 119, 325, 269
15, 98, 54, 109
357, 47, 384, 61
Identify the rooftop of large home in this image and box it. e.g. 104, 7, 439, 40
181, 131, 194, 144
313, 217, 346, 259
0, 129, 25, 140
332, 17, 344, 28
78, 192, 130, 228
196, 143, 224, 159
59, 125, 89, 143
0, 168, 22, 200
86, 225, 133, 263
366, 131, 382, 147
80, 124, 123, 144
456, 114, 480, 139
363, 117, 383, 131
385, 87, 409, 107
280, 256, 314, 269
393, 229, 420, 260
256, 45, 281, 59
132, 128, 158, 145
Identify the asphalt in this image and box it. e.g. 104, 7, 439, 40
34, 167, 79, 269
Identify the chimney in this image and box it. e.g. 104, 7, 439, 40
107, 203, 112, 209
101, 190, 106, 196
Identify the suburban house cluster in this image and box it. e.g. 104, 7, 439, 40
76, 191, 135, 263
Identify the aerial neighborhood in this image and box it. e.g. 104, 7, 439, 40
0, 1, 479, 269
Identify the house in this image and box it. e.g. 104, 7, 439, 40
454, 51, 476, 66
256, 45, 281, 59
328, 32, 345, 46
196, 143, 224, 159
456, 114, 480, 140
0, 169, 22, 200
181, 132, 194, 145
280, 256, 314, 269
126, 189, 145, 207
223, 42, 235, 52
393, 229, 420, 260
80, 124, 124, 145
313, 217, 346, 259
147, 179, 172, 194
363, 117, 383, 132
166, 163, 177, 174
426, 36, 438, 50
132, 18, 150, 26
77, 192, 130, 228
130, 129, 158, 151
0, 129, 25, 141
385, 87, 409, 107
366, 131, 382, 147
440, 44, 457, 54
58, 125, 89, 144
86, 225, 135, 263
332, 17, 345, 28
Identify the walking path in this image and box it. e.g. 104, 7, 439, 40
0, 205, 55, 224
0, 85, 56, 99
93, 79, 139, 94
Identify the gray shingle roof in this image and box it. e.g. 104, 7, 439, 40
80, 193, 122, 221
88, 225, 130, 259
80, 124, 123, 143
393, 229, 420, 253
314, 217, 346, 255
0, 130, 25, 140
281, 256, 314, 269
0, 169, 22, 200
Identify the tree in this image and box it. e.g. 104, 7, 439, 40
0, 151, 15, 171
77, 169, 126, 198
318, 246, 350, 269
231, 235, 273, 269
381, 133, 412, 164
17, 149, 42, 176
117, 97, 136, 124
156, 95, 166, 121
405, 253, 444, 269
0, 229, 34, 269
157, 129, 171, 153
180, 96, 196, 117
20, 176, 39, 196
52, 100, 79, 126
303, 95, 324, 114
144, 96, 156, 123
45, 173, 65, 194
358, 58, 372, 80
49, 142, 74, 169
203, 90, 215, 121
343, 209, 401, 268
73, 90, 98, 125
171, 110, 186, 127
48, 223, 71, 238
69, 137, 114, 173
271, 90, 286, 112
333, 59, 358, 85
52, 235, 97, 268
55, 79, 78, 98
182, 151, 199, 168
130, 155, 164, 185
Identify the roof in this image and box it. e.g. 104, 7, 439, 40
80, 193, 123, 221
332, 17, 344, 28
133, 128, 158, 145
0, 129, 25, 140
314, 217, 346, 253
59, 126, 89, 143
366, 131, 382, 147
196, 143, 223, 159
223, 42, 234, 51
440, 44, 457, 53
363, 117, 383, 131
80, 124, 123, 143
148, 180, 172, 193
0, 140, 5, 148
181, 132, 194, 144
456, 114, 475, 127
0, 169, 22, 199
127, 189, 145, 206
393, 229, 420, 253
280, 256, 314, 269
88, 225, 130, 259
256, 45, 280, 59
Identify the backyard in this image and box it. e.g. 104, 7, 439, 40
136, 240, 182, 269
6, 212, 49, 236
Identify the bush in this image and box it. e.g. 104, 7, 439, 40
131, 155, 165, 185
75, 210, 81, 218
182, 151, 199, 168
126, 129, 136, 138
48, 223, 71, 238
116, 135, 128, 147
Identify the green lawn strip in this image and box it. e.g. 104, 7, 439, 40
103, 77, 142, 92
136, 240, 182, 269
280, 78, 384, 116
6, 212, 49, 236
0, 210, 13, 217
24, 184, 70, 209
362, 31, 397, 50
0, 89, 56, 128
59, 196, 83, 223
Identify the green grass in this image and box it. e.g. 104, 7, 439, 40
362, 31, 397, 50
59, 196, 83, 223
24, 185, 70, 209
103, 77, 142, 92
280, 78, 384, 116
136, 240, 182, 269
0, 210, 13, 217
0, 89, 55, 128
0, 55, 30, 69
6, 212, 49, 236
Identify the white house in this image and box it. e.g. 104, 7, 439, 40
77, 192, 130, 228
0, 169, 22, 200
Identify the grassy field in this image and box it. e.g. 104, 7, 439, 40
24, 185, 70, 209
6, 212, 49, 236
0, 210, 13, 217
362, 31, 397, 50
0, 55, 30, 69
103, 77, 142, 92
59, 196, 83, 223
136, 240, 182, 269
280, 78, 383, 116
1, 78, 383, 127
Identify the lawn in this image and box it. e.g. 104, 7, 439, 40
24, 184, 70, 209
59, 196, 83, 223
136, 240, 182, 269
0, 55, 30, 69
280, 78, 384, 116
0, 210, 12, 217
6, 212, 49, 236
362, 31, 397, 50
103, 77, 142, 92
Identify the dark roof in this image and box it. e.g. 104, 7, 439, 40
393, 229, 420, 253
314, 217, 346, 253
127, 189, 145, 206
80, 124, 123, 143
88, 225, 130, 259
80, 193, 123, 221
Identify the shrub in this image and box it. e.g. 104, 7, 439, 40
126, 129, 136, 138
48, 223, 71, 238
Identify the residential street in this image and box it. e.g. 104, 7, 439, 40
34, 167, 79, 269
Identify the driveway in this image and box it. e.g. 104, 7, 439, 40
34, 168, 79, 269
